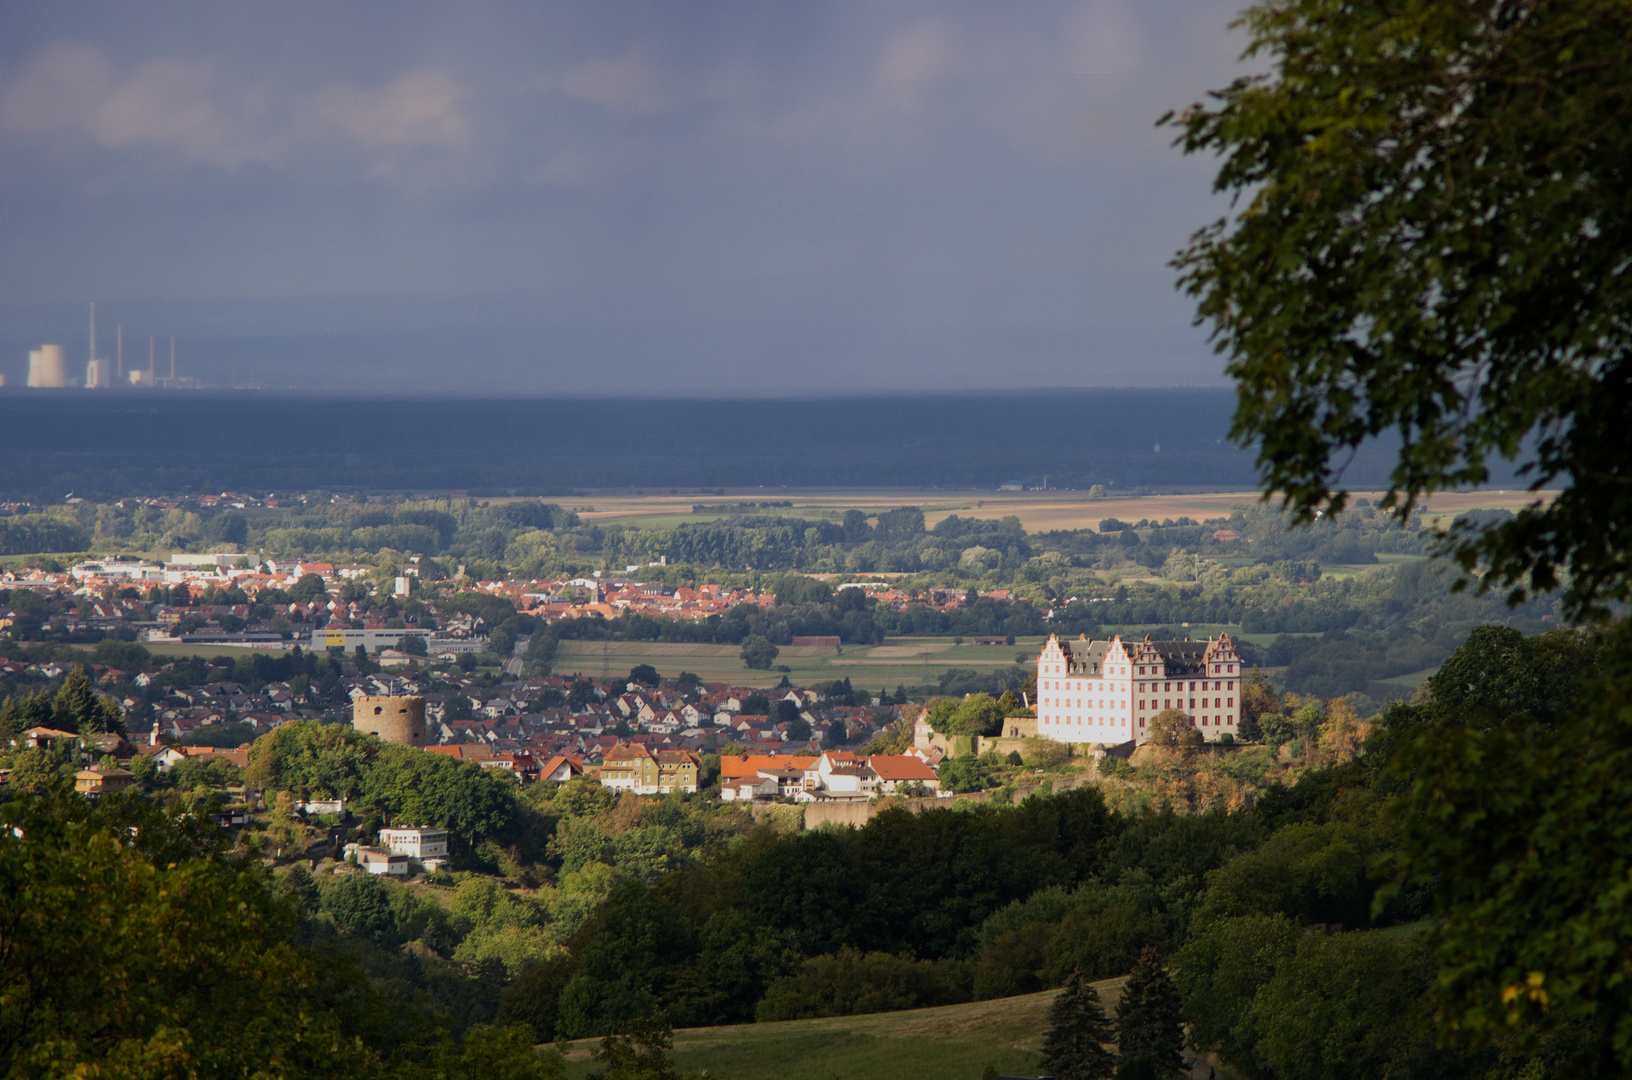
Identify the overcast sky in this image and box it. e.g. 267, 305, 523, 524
0, 1, 1253, 394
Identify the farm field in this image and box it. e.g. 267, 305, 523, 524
556, 981, 1120, 1080
563, 487, 1556, 535
549, 636, 1040, 689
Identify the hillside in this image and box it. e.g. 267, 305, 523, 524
558, 981, 1124, 1080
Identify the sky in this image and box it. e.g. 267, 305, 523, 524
0, 1, 1255, 394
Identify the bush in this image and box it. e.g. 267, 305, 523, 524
1021, 738, 1070, 769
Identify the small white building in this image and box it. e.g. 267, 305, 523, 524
344, 843, 409, 876
720, 775, 779, 802
379, 826, 449, 870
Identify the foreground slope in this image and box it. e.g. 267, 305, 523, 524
561, 980, 1127, 1080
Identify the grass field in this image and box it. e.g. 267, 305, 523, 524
556, 982, 1117, 1080
565, 488, 1556, 535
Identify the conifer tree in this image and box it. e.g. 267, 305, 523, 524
1040, 968, 1117, 1080
55, 666, 102, 742
1115, 947, 1184, 1078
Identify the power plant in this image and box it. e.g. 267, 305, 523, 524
20, 303, 191, 389
27, 344, 67, 387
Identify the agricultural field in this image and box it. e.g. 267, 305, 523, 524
562, 487, 1555, 535
557, 981, 1124, 1080
549, 636, 1043, 690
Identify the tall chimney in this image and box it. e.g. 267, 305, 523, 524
149, 336, 155, 379
117, 326, 123, 380
169, 337, 176, 381
89, 303, 96, 370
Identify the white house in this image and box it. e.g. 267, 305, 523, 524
720, 775, 779, 801
344, 843, 408, 876
379, 826, 449, 870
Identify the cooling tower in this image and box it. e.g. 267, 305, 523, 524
28, 345, 66, 388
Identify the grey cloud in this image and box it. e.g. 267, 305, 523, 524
0, 1, 1254, 393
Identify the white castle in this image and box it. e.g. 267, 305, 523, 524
1035, 632, 1243, 745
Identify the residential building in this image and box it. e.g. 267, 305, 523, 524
598, 743, 702, 795
379, 826, 449, 870
344, 843, 409, 876
74, 768, 135, 797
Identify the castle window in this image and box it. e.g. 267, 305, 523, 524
374, 706, 382, 715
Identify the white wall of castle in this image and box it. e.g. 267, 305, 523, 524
1035, 633, 1243, 746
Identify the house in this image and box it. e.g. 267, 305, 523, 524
344, 844, 409, 876
720, 775, 779, 801
75, 768, 135, 797
819, 765, 879, 796
598, 743, 702, 795
379, 826, 449, 870
20, 726, 78, 750
536, 755, 583, 784
867, 754, 941, 795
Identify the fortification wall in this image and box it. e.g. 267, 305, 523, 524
352, 695, 426, 747
800, 791, 994, 830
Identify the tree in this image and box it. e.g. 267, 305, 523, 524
1115, 947, 1184, 1078
1040, 968, 1118, 1080
1236, 669, 1278, 742
397, 634, 429, 657
1169, 0, 1632, 622
53, 666, 106, 740
1145, 709, 1203, 752
586, 1015, 694, 1080
288, 572, 328, 602
0, 793, 373, 1077
628, 664, 660, 686
740, 635, 779, 670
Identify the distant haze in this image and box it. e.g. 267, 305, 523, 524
0, 2, 1252, 394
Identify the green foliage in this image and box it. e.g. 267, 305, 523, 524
754, 946, 971, 1021
247, 720, 520, 853
1114, 947, 1183, 1078
323, 871, 401, 946
586, 1015, 699, 1080
1170, 0, 1632, 620
90, 636, 151, 671
0, 791, 373, 1077
936, 755, 993, 794
1145, 709, 1201, 752
53, 665, 124, 739
1385, 619, 1632, 1071
739, 635, 779, 670
1040, 968, 1117, 1080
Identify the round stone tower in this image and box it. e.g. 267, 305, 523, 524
352, 695, 426, 747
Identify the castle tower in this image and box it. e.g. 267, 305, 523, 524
351, 695, 426, 746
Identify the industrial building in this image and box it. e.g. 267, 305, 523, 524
27, 345, 66, 388
22, 305, 184, 389
310, 627, 438, 654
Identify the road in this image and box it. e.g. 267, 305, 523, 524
505, 636, 528, 677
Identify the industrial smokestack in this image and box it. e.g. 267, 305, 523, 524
117, 326, 123, 381
169, 337, 175, 382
